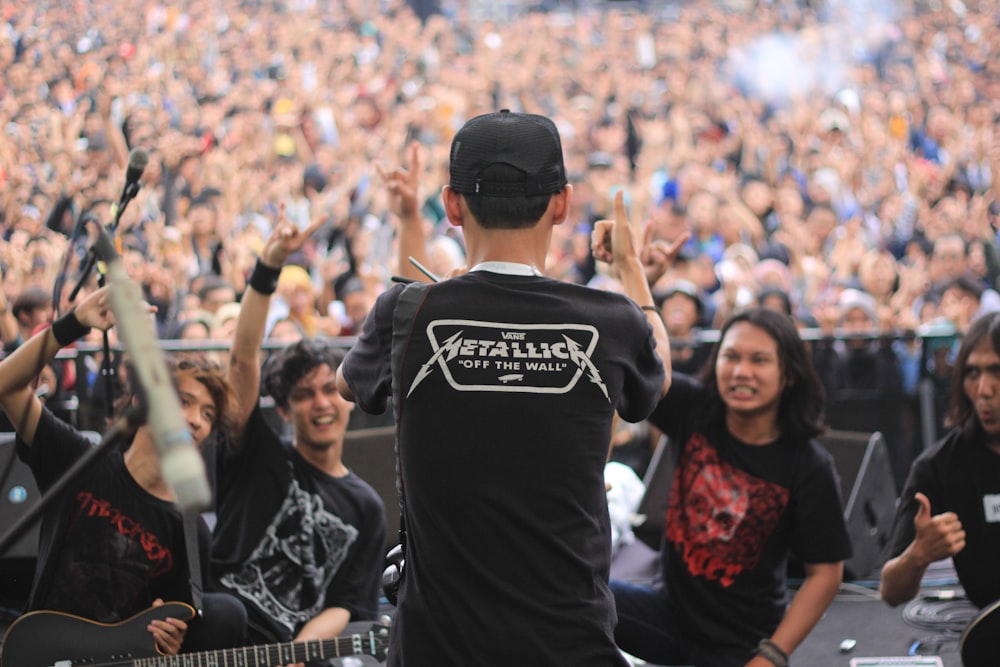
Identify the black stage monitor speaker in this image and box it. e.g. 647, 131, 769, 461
633, 435, 671, 550
0, 433, 40, 560
1, 433, 40, 616
343, 426, 398, 550
819, 429, 898, 581
1, 429, 103, 560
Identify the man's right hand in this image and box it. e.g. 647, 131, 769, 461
376, 140, 422, 223
911, 492, 966, 565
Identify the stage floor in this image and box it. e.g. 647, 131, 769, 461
0, 560, 977, 667
622, 560, 972, 667
794, 588, 969, 667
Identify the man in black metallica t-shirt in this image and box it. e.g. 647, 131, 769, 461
338, 110, 671, 666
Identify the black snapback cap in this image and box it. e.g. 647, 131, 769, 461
449, 109, 568, 198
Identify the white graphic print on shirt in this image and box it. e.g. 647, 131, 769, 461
220, 470, 358, 633
407, 319, 608, 400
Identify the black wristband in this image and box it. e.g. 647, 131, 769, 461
640, 305, 659, 313
249, 258, 282, 295
51, 310, 91, 347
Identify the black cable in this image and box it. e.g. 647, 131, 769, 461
902, 597, 978, 637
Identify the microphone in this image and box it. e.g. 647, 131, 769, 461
112, 147, 149, 228
93, 227, 212, 511
124, 146, 150, 188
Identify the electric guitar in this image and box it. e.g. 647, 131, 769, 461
960, 597, 1000, 667
0, 601, 389, 667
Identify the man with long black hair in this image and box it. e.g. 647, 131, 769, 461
881, 311, 1000, 610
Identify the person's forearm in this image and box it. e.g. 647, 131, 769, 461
0, 324, 64, 443
0, 326, 62, 396
294, 607, 351, 643
0, 307, 17, 346
228, 262, 275, 423
879, 549, 928, 606
617, 256, 671, 396
161, 168, 180, 227
396, 211, 432, 282
769, 561, 842, 658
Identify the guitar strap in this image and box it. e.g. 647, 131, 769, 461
389, 281, 435, 562
182, 510, 204, 616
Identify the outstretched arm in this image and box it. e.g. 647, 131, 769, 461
0, 286, 18, 348
228, 205, 327, 428
0, 286, 113, 444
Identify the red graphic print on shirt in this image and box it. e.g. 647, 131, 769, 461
666, 433, 788, 586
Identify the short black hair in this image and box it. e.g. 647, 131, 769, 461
943, 275, 984, 301
262, 338, 347, 409
461, 165, 554, 230
11, 286, 52, 319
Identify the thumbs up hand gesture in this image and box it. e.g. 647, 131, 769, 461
911, 492, 966, 566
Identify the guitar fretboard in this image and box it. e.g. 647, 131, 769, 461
131, 629, 387, 666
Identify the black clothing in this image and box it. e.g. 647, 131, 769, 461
885, 426, 1000, 609
17, 407, 202, 621
639, 374, 852, 652
211, 406, 386, 644
342, 272, 664, 666
15, 408, 246, 654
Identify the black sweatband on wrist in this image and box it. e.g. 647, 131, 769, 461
51, 310, 91, 347
640, 305, 659, 313
249, 258, 282, 295
754, 639, 788, 667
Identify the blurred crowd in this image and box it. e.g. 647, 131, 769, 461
1, 0, 999, 428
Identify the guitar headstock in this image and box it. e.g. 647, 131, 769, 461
343, 617, 392, 662
361, 622, 391, 662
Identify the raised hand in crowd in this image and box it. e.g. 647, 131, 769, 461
378, 140, 431, 282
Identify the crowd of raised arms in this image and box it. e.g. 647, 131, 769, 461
1, 0, 998, 364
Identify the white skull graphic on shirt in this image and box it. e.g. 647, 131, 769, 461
221, 469, 358, 633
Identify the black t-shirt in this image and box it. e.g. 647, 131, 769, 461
647, 374, 852, 651
341, 272, 665, 667
17, 407, 200, 621
885, 426, 1000, 608
210, 406, 386, 643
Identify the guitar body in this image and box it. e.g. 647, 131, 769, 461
960, 597, 1000, 667
1, 602, 195, 667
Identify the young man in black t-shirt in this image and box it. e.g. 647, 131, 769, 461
339, 111, 671, 666
210, 211, 386, 653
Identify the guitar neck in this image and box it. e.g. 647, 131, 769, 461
135, 633, 385, 666
1, 604, 388, 667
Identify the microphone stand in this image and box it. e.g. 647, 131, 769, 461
67, 185, 142, 423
